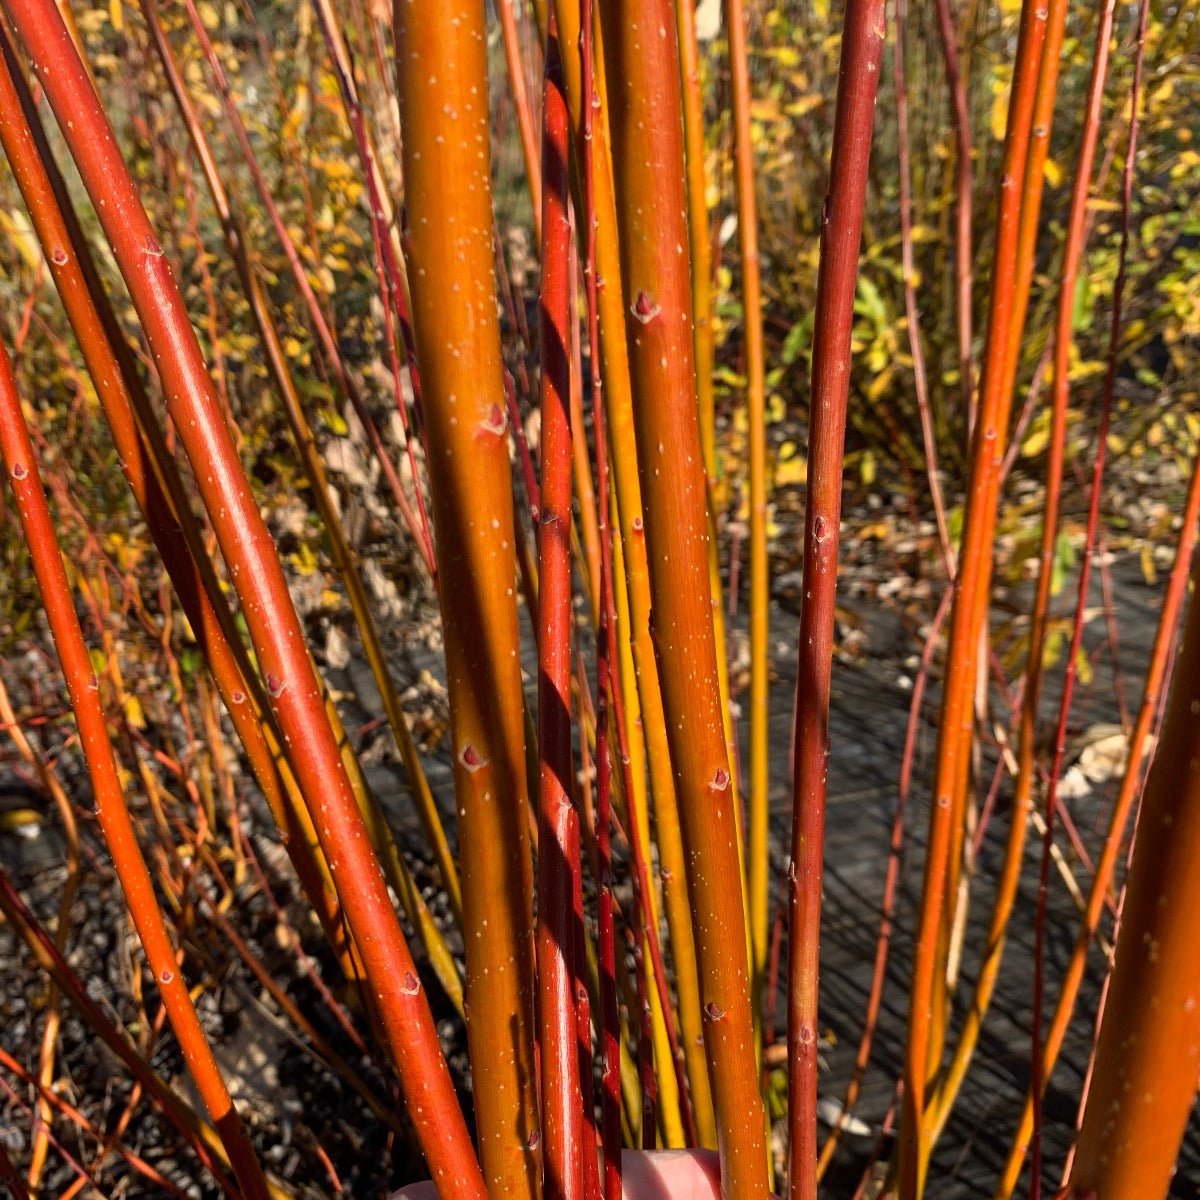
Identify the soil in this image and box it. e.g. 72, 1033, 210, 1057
3, 470, 1200, 1197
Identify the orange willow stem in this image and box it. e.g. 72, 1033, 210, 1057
3, 3, 484, 1192
600, 0, 768, 1192
554, 0, 715, 1142
1069, 395, 1200, 1200
723, 0, 770, 1032
535, 20, 587, 1200
935, 0, 1070, 1068
1070, 795, 1200, 1200
786, 4, 886, 1198
0, 340, 270, 1200
0, 20, 355, 975
927, 0, 1117, 1150
392, 3, 539, 1196
898, 0, 1051, 1189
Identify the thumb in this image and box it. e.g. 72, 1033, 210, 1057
391, 1149, 724, 1200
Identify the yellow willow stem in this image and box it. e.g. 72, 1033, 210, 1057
675, 0, 716, 484
678, 4, 743, 894
600, 0, 768, 1190
724, 0, 769, 1042
612, 489, 686, 1149
552, 0, 716, 1143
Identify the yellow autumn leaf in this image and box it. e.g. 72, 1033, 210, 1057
1, 209, 44, 274
1140, 543, 1157, 586
774, 451, 807, 487
123, 695, 147, 730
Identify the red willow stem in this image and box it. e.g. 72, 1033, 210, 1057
891, 0, 953, 574
577, 2, 622, 1194
0, 340, 270, 1200
535, 18, 588, 1200
931, 0, 975, 426
1, 4, 484, 1193
816, 587, 953, 1180
0, 1137, 30, 1200
498, 0, 543, 238
174, 0, 436, 579
308, 0, 438, 562
787, 3, 886, 1198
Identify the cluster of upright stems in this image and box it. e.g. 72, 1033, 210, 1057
0, 1, 1196, 1200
